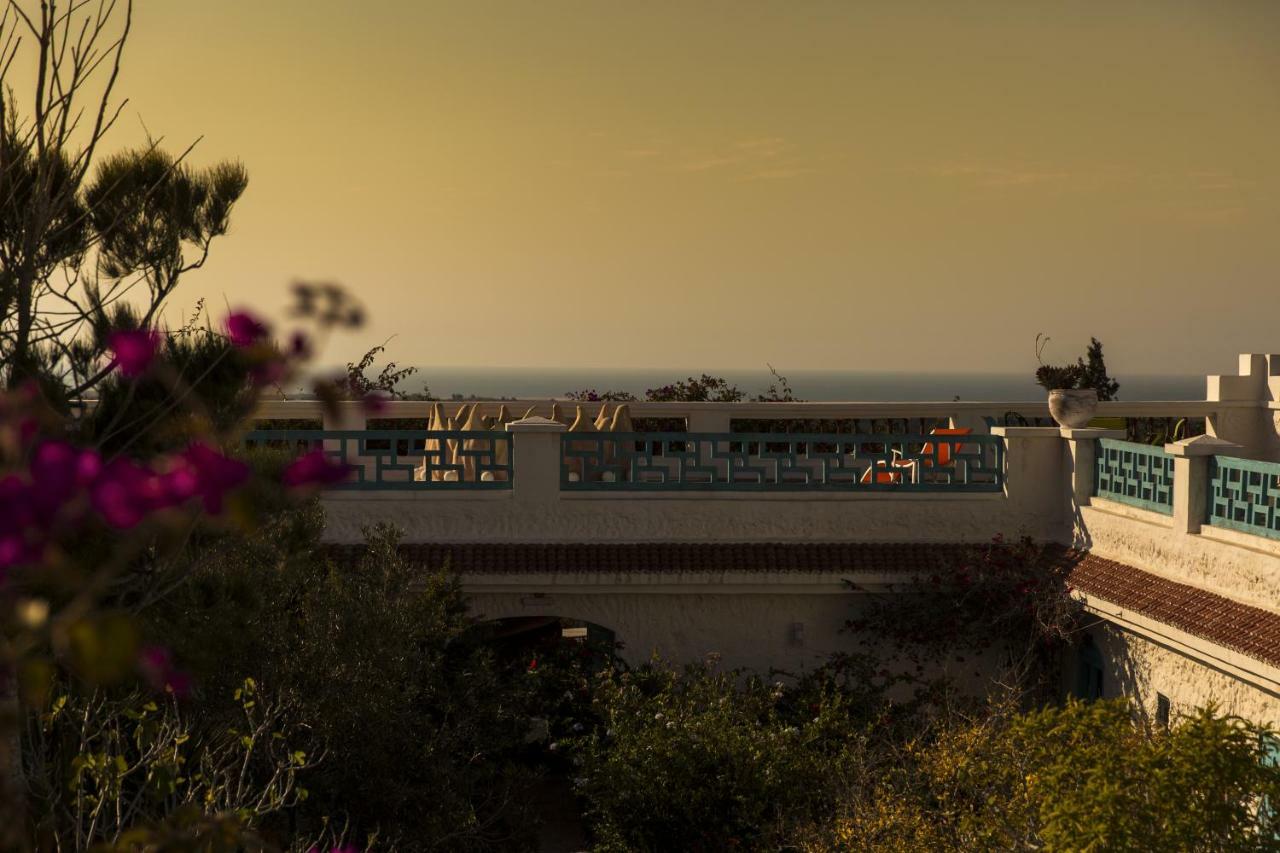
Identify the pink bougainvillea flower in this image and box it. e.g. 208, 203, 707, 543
90, 458, 166, 529
28, 441, 102, 516
177, 442, 250, 514
225, 310, 270, 348
107, 328, 161, 378
361, 392, 389, 415
138, 645, 193, 698
281, 449, 352, 490
0, 533, 37, 572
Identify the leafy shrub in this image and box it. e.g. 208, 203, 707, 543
818, 699, 1280, 852
23, 678, 314, 850
145, 515, 537, 850
572, 660, 869, 852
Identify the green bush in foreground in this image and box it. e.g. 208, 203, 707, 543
572, 661, 872, 852
814, 698, 1280, 852
572, 656, 1280, 853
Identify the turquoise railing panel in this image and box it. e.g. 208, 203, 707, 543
243, 430, 513, 490
560, 433, 1004, 492
1208, 455, 1280, 540
1093, 438, 1174, 514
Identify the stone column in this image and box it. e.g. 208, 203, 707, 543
1165, 435, 1242, 534
990, 426, 1068, 541
322, 402, 370, 481
686, 407, 732, 433
1058, 427, 1126, 507
1206, 353, 1280, 462
508, 416, 567, 502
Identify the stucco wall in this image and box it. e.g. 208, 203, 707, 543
464, 588, 855, 673
321, 491, 1059, 545
1080, 499, 1280, 611
463, 574, 1008, 692
1085, 620, 1280, 726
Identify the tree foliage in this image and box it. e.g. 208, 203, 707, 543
0, 1, 247, 402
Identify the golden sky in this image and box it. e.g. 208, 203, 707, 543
90, 2, 1280, 374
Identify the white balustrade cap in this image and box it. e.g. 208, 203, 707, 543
1165, 434, 1243, 457
506, 416, 567, 433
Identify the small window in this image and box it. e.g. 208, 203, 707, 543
1155, 693, 1170, 728
1074, 635, 1104, 702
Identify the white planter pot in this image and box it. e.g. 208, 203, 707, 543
1048, 389, 1099, 429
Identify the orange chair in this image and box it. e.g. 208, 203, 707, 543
859, 427, 973, 485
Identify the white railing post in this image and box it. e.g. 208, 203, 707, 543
990, 426, 1068, 540
1058, 427, 1125, 507
323, 402, 369, 477
508, 416, 567, 502
686, 407, 731, 433
1166, 435, 1241, 534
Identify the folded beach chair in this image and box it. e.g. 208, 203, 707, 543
859, 427, 973, 485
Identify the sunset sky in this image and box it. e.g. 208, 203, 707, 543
74, 1, 1280, 375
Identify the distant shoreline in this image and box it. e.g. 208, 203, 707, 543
319, 367, 1205, 403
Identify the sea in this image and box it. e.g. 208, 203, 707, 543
397, 367, 1204, 402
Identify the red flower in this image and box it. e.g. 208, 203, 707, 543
108, 328, 161, 378
225, 310, 270, 348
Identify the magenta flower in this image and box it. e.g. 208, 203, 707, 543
361, 392, 389, 415
282, 449, 352, 489
108, 328, 161, 378
138, 645, 193, 699
225, 310, 270, 348
29, 441, 101, 516
90, 459, 160, 529
176, 443, 251, 514
0, 533, 37, 572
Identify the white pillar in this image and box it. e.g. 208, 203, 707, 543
1058, 427, 1125, 507
1165, 435, 1242, 534
508, 416, 567, 502
1206, 353, 1280, 461
686, 407, 732, 433
990, 426, 1068, 542
322, 402, 369, 480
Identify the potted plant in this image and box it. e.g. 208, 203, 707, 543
1035, 335, 1120, 428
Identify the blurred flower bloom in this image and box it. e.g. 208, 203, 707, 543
225, 310, 270, 348
177, 442, 250, 514
282, 449, 352, 490
138, 645, 193, 699
108, 328, 161, 377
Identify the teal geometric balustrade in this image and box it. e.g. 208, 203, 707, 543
561, 432, 1004, 492
243, 430, 513, 490
1208, 455, 1280, 540
1093, 439, 1174, 514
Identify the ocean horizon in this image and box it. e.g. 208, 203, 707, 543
384, 366, 1205, 402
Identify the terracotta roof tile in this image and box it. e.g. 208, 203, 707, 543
324, 541, 978, 575
1067, 553, 1280, 670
